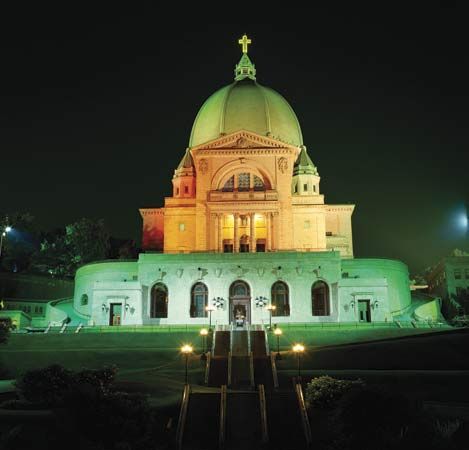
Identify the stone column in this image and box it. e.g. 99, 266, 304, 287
272, 212, 278, 250
266, 213, 272, 251
218, 213, 223, 253
249, 213, 256, 252
233, 213, 239, 253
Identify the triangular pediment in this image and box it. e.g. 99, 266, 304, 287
191, 130, 299, 152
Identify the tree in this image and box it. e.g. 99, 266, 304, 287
65, 218, 110, 266
0, 319, 10, 344
31, 218, 110, 278
0, 212, 38, 272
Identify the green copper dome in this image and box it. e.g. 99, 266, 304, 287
189, 77, 304, 148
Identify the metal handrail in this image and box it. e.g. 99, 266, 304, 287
295, 383, 312, 447
219, 385, 227, 449
249, 352, 255, 389
227, 352, 232, 387
258, 384, 269, 444
205, 352, 211, 385
270, 353, 279, 389
175, 384, 190, 450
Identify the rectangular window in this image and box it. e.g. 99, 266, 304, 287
184, 186, 189, 194
326, 231, 332, 236
454, 269, 462, 279
304, 220, 311, 229
303, 183, 308, 191
179, 223, 185, 232
313, 185, 316, 192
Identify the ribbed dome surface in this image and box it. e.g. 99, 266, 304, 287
189, 78, 303, 148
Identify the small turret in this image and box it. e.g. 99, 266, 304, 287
172, 148, 196, 198
292, 145, 320, 195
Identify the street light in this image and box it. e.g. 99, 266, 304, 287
0, 226, 12, 258
292, 343, 305, 381
205, 304, 215, 330
266, 304, 276, 330
181, 344, 193, 385
274, 327, 282, 359
200, 328, 208, 360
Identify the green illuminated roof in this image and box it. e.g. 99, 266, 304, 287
293, 145, 318, 176
189, 55, 303, 148
177, 148, 194, 170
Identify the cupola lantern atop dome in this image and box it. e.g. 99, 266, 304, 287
235, 34, 256, 81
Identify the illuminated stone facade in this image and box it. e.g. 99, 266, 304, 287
71, 37, 441, 327
140, 51, 354, 257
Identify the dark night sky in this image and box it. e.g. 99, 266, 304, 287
1, 10, 468, 274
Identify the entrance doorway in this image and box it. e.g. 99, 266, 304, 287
109, 303, 122, 326
358, 300, 371, 323
239, 235, 249, 253
229, 280, 251, 326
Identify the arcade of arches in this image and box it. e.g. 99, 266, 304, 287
150, 279, 331, 323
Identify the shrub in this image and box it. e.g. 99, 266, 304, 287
75, 366, 117, 394
0, 399, 42, 410
305, 375, 364, 410
15, 364, 74, 406
15, 364, 118, 407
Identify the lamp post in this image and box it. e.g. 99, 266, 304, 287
292, 343, 305, 381
266, 304, 276, 330
200, 328, 208, 360
205, 305, 215, 331
0, 226, 12, 258
274, 327, 282, 359
181, 344, 193, 385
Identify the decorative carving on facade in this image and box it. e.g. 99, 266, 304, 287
236, 137, 249, 148
272, 265, 283, 279
176, 268, 184, 278
296, 267, 303, 276
231, 265, 248, 278
197, 267, 208, 280
313, 266, 321, 278
278, 157, 288, 174
257, 267, 265, 277
215, 268, 223, 278
199, 158, 208, 174
196, 131, 293, 151
156, 268, 166, 281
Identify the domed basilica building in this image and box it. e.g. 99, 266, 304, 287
73, 36, 439, 327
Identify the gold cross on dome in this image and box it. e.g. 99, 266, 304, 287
238, 34, 252, 54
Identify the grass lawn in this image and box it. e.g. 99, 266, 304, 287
2, 327, 468, 408
266, 324, 452, 350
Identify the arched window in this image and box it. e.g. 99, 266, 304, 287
151, 283, 168, 318
230, 280, 250, 297
253, 175, 265, 191
312, 281, 330, 316
222, 176, 234, 192
190, 283, 208, 318
80, 294, 88, 306
220, 173, 267, 192
271, 281, 290, 316
238, 173, 250, 191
